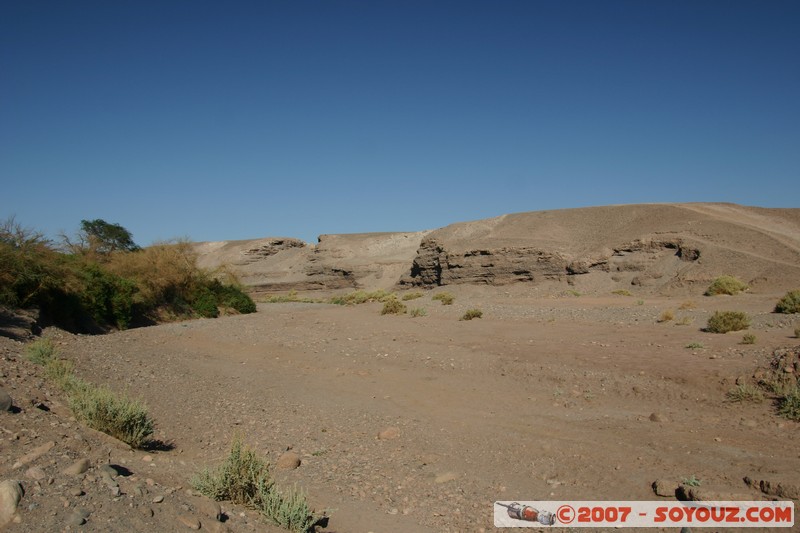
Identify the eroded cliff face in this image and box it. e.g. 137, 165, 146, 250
400, 236, 702, 287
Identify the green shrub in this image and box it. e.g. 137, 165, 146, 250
381, 298, 407, 315
726, 384, 764, 403
68, 383, 154, 449
402, 291, 424, 301
685, 342, 704, 350
192, 439, 320, 533
705, 275, 748, 296
774, 290, 800, 314
461, 309, 483, 321
192, 288, 220, 318
409, 307, 427, 318
211, 281, 256, 314
777, 388, 800, 421
611, 289, 632, 297
741, 333, 756, 345
432, 292, 454, 305
25, 337, 57, 365
79, 263, 136, 329
706, 311, 750, 333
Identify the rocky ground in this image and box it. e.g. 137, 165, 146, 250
1, 285, 799, 532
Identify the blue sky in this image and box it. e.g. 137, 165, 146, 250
2, 1, 798, 245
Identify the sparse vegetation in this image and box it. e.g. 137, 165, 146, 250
432, 292, 454, 305
262, 290, 319, 304
192, 438, 320, 532
777, 387, 800, 421
675, 316, 693, 326
741, 333, 756, 345
685, 342, 704, 350
705, 275, 748, 296
381, 298, 407, 315
329, 289, 393, 306
657, 309, 674, 323
774, 290, 800, 314
460, 309, 483, 321
726, 384, 764, 403
409, 307, 427, 318
706, 311, 750, 333
566, 289, 581, 297
636, 300, 644, 306
679, 300, 696, 310
682, 475, 702, 487
611, 289, 632, 296
402, 291, 424, 301
24, 338, 155, 448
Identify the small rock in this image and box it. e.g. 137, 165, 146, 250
69, 488, 84, 497
740, 419, 757, 428
142, 455, 153, 462
110, 485, 121, 497
652, 479, 676, 497
152, 495, 164, 503
13, 441, 56, 468
99, 464, 119, 478
194, 496, 222, 521
139, 506, 154, 518
649, 412, 667, 423
24, 467, 46, 481
178, 514, 201, 530
0, 480, 25, 527
63, 458, 90, 476
378, 427, 400, 440
68, 508, 90, 526
0, 388, 13, 411
276, 451, 301, 470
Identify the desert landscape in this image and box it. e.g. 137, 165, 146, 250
2, 203, 800, 532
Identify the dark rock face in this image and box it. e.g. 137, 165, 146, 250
240, 239, 306, 263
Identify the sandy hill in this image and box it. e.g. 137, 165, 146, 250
195, 203, 800, 295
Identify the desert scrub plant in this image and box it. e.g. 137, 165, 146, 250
675, 316, 693, 326
401, 291, 423, 301
774, 290, 800, 314
705, 275, 748, 296
611, 289, 632, 296
329, 289, 392, 306
679, 300, 696, 310
726, 384, 764, 403
409, 307, 427, 318
685, 342, 705, 350
777, 387, 800, 421
566, 289, 581, 297
741, 333, 756, 345
460, 309, 483, 321
25, 337, 57, 365
192, 438, 320, 532
431, 292, 454, 305
657, 309, 674, 323
682, 475, 702, 487
68, 382, 154, 448
381, 298, 407, 315
706, 311, 750, 333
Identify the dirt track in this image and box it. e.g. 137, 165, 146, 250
9, 287, 791, 532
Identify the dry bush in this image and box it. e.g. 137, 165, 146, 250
775, 290, 800, 314
657, 309, 674, 323
611, 289, 632, 297
381, 298, 407, 315
460, 309, 483, 321
432, 292, 454, 305
705, 275, 748, 296
409, 307, 427, 318
741, 333, 756, 345
679, 300, 696, 310
402, 291, 424, 301
706, 311, 750, 333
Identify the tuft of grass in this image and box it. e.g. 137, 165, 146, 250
685, 342, 705, 350
777, 387, 800, 421
706, 311, 750, 333
657, 309, 674, 323
460, 309, 483, 321
330, 290, 393, 306
25, 337, 57, 365
409, 307, 427, 318
741, 333, 756, 345
675, 316, 693, 326
636, 300, 644, 306
431, 292, 454, 305
705, 275, 748, 296
726, 384, 764, 403
263, 291, 318, 304
566, 289, 581, 297
401, 291, 424, 301
192, 438, 320, 532
679, 300, 696, 310
774, 290, 800, 314
682, 475, 702, 487
380, 298, 407, 315
611, 289, 632, 297
68, 383, 154, 449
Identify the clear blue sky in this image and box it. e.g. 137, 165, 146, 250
2, 1, 798, 245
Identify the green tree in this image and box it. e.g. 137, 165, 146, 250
79, 219, 140, 254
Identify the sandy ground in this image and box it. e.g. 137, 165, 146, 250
3, 285, 798, 532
